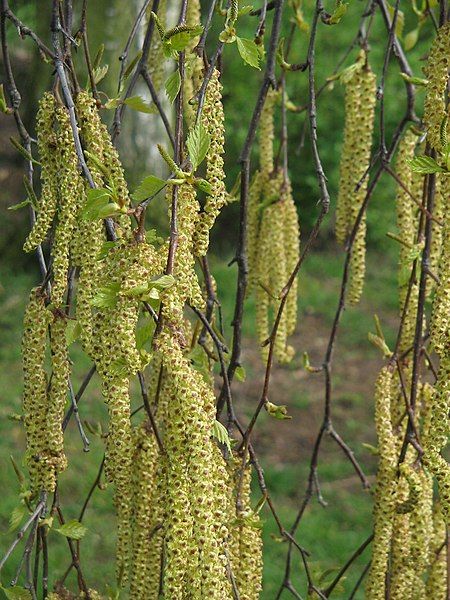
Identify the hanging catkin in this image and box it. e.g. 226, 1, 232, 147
366, 367, 397, 600
22, 289, 54, 493
423, 22, 450, 151
335, 53, 376, 305
425, 503, 447, 599
193, 68, 227, 256
23, 93, 59, 253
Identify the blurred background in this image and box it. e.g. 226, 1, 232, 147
0, 0, 436, 597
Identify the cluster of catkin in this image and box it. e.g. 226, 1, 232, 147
248, 88, 300, 363
21, 74, 264, 597
366, 119, 450, 597
335, 52, 376, 305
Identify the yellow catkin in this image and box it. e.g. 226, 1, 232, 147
422, 353, 450, 523
47, 313, 69, 475
73, 91, 107, 355
193, 68, 227, 256
184, 0, 203, 126
229, 461, 263, 600
255, 171, 297, 363
427, 173, 446, 297
366, 367, 397, 600
390, 471, 414, 600
147, 0, 166, 92
346, 62, 376, 305
51, 105, 85, 306
129, 421, 161, 599
247, 172, 264, 293
23, 93, 59, 252
90, 239, 160, 584
423, 22, 450, 151
425, 503, 447, 599
22, 289, 55, 493
430, 176, 450, 355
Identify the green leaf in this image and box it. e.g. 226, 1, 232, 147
165, 70, 182, 104
235, 365, 246, 382
81, 188, 112, 220
9, 137, 40, 165
212, 420, 233, 452
400, 73, 428, 87
151, 274, 176, 290
136, 321, 155, 350
236, 37, 261, 69
93, 64, 109, 85
0, 84, 10, 114
8, 504, 27, 533
54, 519, 87, 540
265, 401, 292, 420
362, 442, 379, 455
368, 332, 391, 357
8, 199, 30, 211
328, 1, 347, 24
194, 178, 213, 195
91, 283, 121, 309
104, 97, 121, 110
66, 320, 81, 346
92, 44, 105, 70
167, 26, 203, 51
407, 155, 446, 174
97, 241, 117, 261
145, 229, 164, 245
387, 4, 405, 38
124, 95, 154, 114
123, 51, 143, 81
404, 27, 419, 51
1, 586, 32, 600
22, 177, 39, 211
132, 175, 166, 202
187, 121, 210, 171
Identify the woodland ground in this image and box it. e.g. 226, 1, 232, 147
0, 247, 402, 599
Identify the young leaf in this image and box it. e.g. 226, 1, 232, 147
265, 401, 292, 420
328, 1, 348, 24
81, 188, 114, 221
124, 95, 154, 114
194, 178, 213, 195
187, 122, 210, 171
8, 504, 27, 533
91, 283, 121, 309
235, 365, 246, 382
212, 420, 233, 453
9, 137, 40, 165
404, 27, 419, 51
8, 199, 30, 211
136, 321, 155, 350
54, 519, 87, 540
123, 51, 143, 81
1, 586, 32, 600
93, 64, 109, 85
151, 274, 176, 290
407, 155, 446, 174
165, 70, 182, 104
400, 73, 428, 87
236, 37, 261, 70
166, 26, 203, 51
132, 175, 166, 202
66, 320, 81, 346
97, 241, 117, 261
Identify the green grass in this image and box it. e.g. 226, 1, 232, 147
0, 247, 398, 598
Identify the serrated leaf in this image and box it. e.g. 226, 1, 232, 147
187, 122, 210, 171
236, 37, 261, 69
132, 175, 166, 202
54, 519, 87, 540
8, 504, 27, 533
212, 420, 233, 452
93, 64, 109, 85
8, 199, 30, 211
167, 26, 203, 51
404, 27, 419, 51
66, 320, 81, 346
96, 203, 121, 219
235, 365, 246, 382
124, 95, 153, 114
1, 586, 32, 600
165, 70, 182, 104
81, 188, 112, 220
91, 283, 121, 309
407, 155, 446, 174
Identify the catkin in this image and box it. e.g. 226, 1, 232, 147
423, 22, 450, 151
22, 289, 55, 493
425, 504, 447, 599
23, 93, 59, 253
193, 68, 227, 256
366, 367, 397, 600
